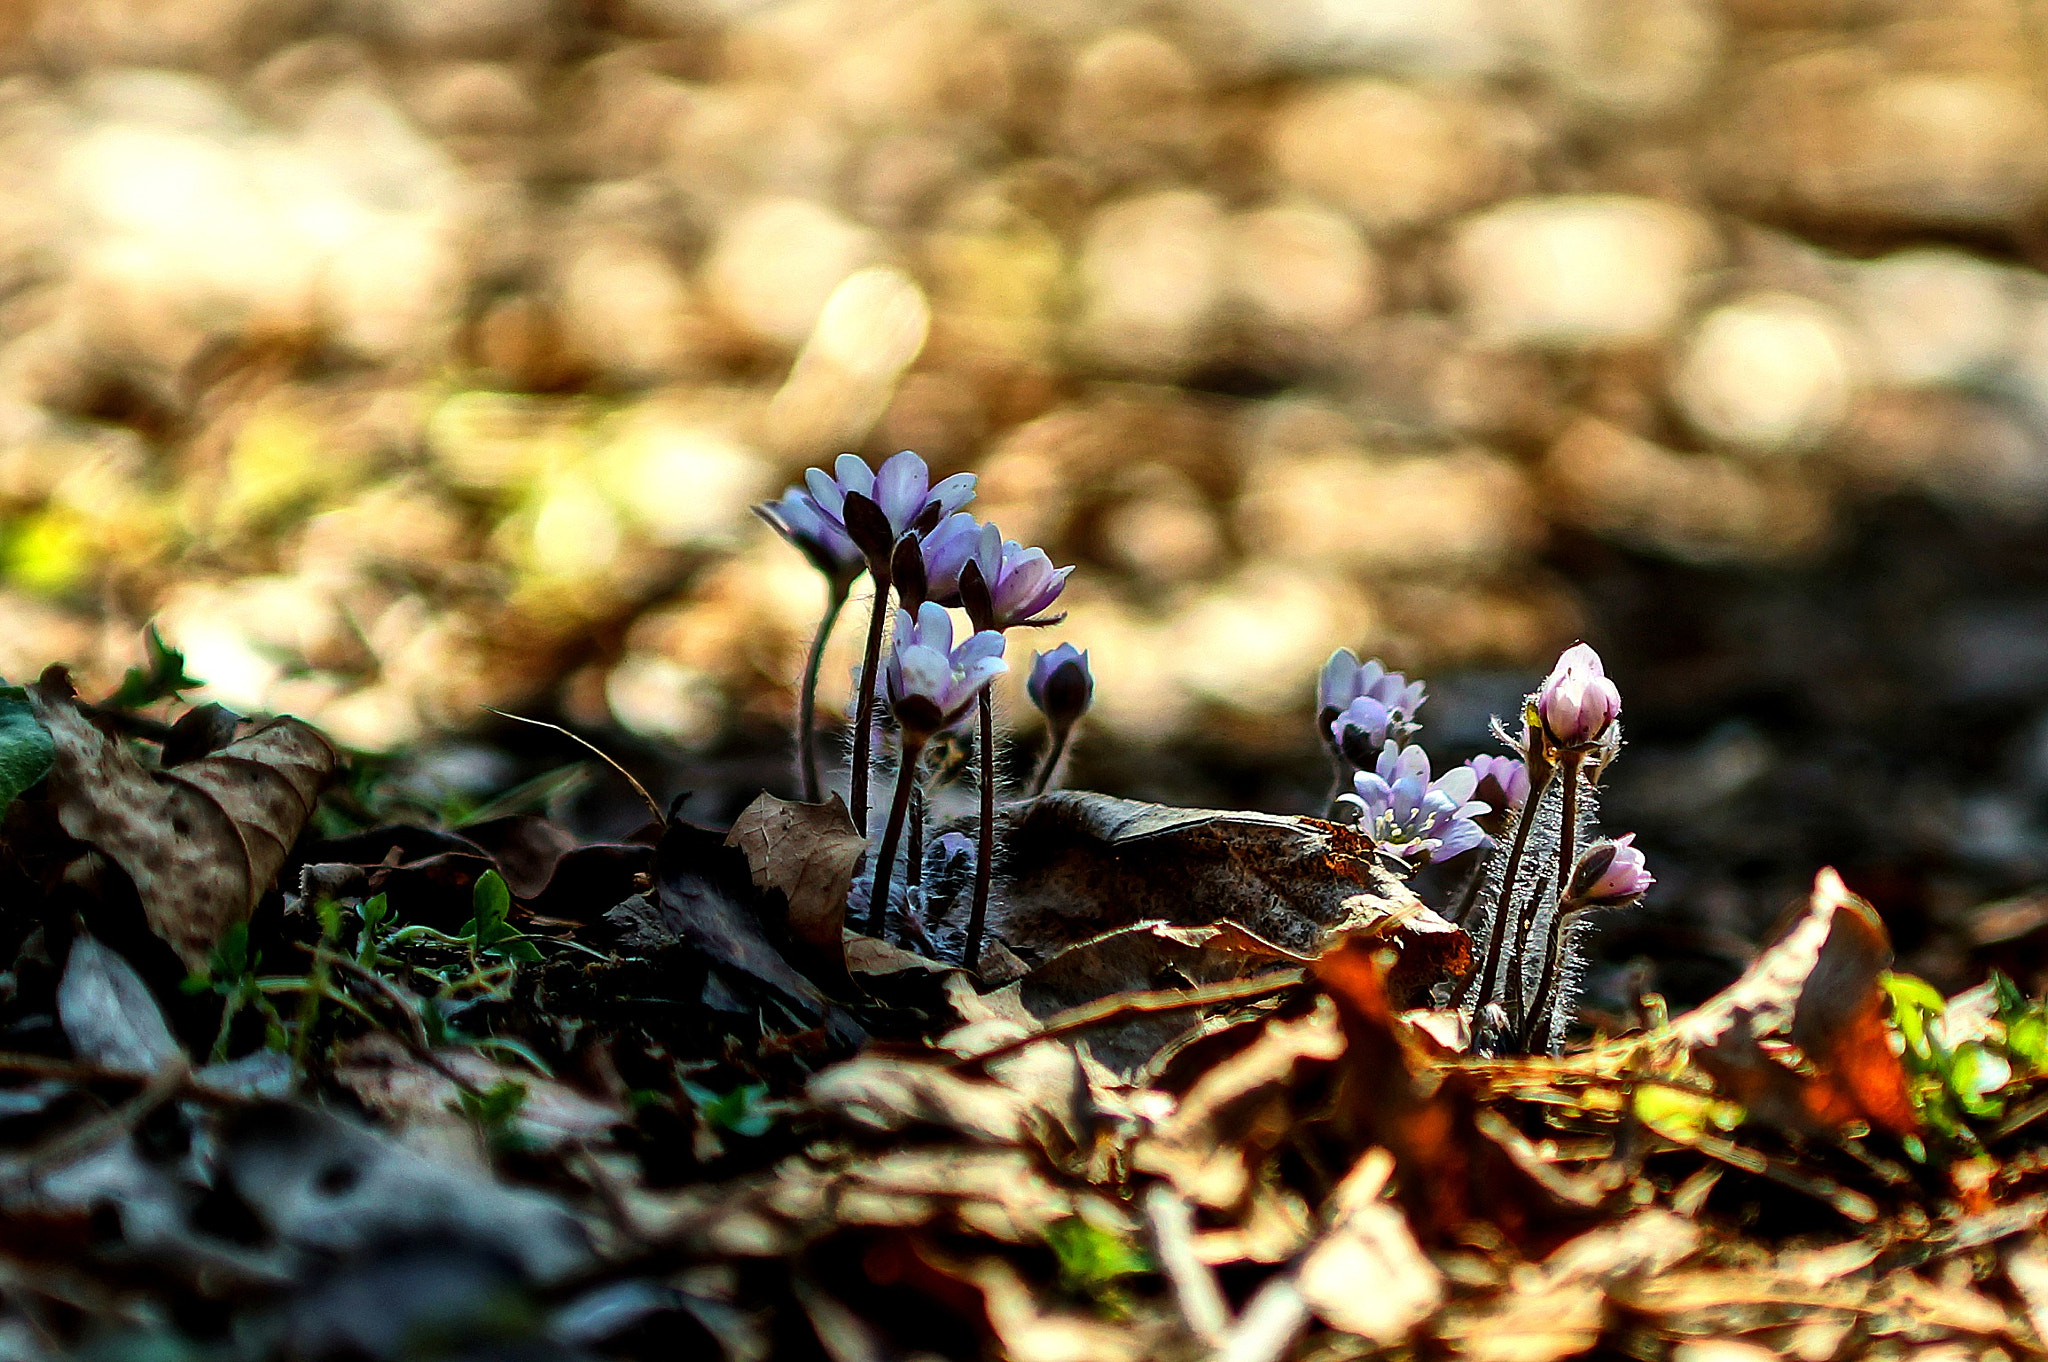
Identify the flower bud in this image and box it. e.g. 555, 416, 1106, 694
1565, 833, 1653, 906
1536, 643, 1620, 751
1330, 696, 1392, 768
1027, 643, 1093, 729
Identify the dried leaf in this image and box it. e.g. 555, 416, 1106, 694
1295, 1148, 1444, 1343
57, 933, 183, 1075
1674, 868, 1917, 1138
996, 792, 1467, 997
727, 792, 862, 988
30, 669, 336, 969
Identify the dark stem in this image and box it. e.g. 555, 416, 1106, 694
849, 584, 890, 832
1325, 749, 1350, 818
1029, 722, 1071, 798
1523, 894, 1580, 1056
963, 689, 996, 974
1521, 756, 1583, 1052
797, 581, 849, 803
864, 735, 925, 937
1504, 870, 1550, 1040
1467, 778, 1547, 1017
1445, 848, 1491, 925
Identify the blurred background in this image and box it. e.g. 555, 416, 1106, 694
4, 0, 2048, 997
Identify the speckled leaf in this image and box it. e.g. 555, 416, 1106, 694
28, 667, 338, 970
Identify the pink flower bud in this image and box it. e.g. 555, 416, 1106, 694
1536, 643, 1620, 750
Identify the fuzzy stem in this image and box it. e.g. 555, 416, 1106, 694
1521, 756, 1583, 1052
1029, 722, 1071, 798
797, 581, 849, 803
1504, 870, 1550, 1040
964, 689, 997, 974
849, 584, 889, 832
907, 779, 926, 897
1469, 778, 1547, 1017
1445, 847, 1491, 925
865, 734, 925, 938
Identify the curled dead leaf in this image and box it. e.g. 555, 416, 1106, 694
727, 792, 862, 989
29, 669, 336, 970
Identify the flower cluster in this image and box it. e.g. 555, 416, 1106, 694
1319, 650, 1426, 769
757, 448, 1084, 965
1341, 744, 1493, 864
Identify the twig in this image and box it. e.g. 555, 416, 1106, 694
951, 970, 1303, 1072
1144, 1184, 1231, 1348
481, 707, 663, 827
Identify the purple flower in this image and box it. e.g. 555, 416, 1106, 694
961, 523, 1072, 631
800, 450, 977, 568
918, 511, 983, 606
755, 487, 866, 586
884, 601, 1007, 740
1330, 696, 1394, 768
1317, 650, 1424, 752
1566, 833, 1653, 906
1465, 754, 1531, 811
1027, 643, 1093, 727
1344, 743, 1491, 864
1536, 642, 1620, 750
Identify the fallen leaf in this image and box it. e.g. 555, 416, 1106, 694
30, 668, 336, 969
727, 792, 862, 989
1673, 868, 1917, 1138
57, 933, 183, 1075
995, 792, 1466, 996
1295, 1147, 1444, 1343
0, 685, 52, 812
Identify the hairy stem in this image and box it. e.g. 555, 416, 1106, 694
865, 735, 925, 938
1029, 722, 1071, 798
1469, 775, 1548, 1017
849, 584, 889, 832
907, 778, 925, 898
1504, 870, 1550, 1039
964, 689, 997, 973
797, 581, 849, 803
1521, 756, 1582, 1052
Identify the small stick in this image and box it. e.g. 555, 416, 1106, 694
953, 970, 1302, 1071
481, 708, 663, 827
796, 581, 849, 803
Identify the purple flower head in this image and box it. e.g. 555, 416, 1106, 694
1344, 743, 1491, 865
1465, 754, 1531, 811
917, 511, 983, 607
960, 523, 1072, 631
801, 450, 977, 569
1566, 833, 1653, 906
1330, 696, 1394, 768
1317, 650, 1424, 754
1536, 642, 1620, 751
884, 601, 1007, 741
1027, 643, 1093, 728
755, 486, 865, 587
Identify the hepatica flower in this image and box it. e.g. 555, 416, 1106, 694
1465, 754, 1531, 811
1347, 743, 1491, 864
1566, 833, 1654, 906
960, 524, 1072, 631
1536, 642, 1621, 751
756, 487, 864, 588
884, 602, 1007, 741
804, 450, 978, 564
1317, 650, 1425, 756
1027, 643, 1093, 727
917, 511, 983, 607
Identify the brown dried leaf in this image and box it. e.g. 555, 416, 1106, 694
996, 792, 1467, 998
1295, 1148, 1444, 1344
1674, 868, 1916, 1138
29, 669, 336, 969
727, 792, 862, 988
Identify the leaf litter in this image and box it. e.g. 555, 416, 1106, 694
4, 647, 2048, 1361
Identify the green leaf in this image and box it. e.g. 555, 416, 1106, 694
106, 625, 204, 710
682, 1080, 776, 1138
1951, 1043, 2013, 1119
1045, 1216, 1151, 1315
1882, 972, 1947, 1058
471, 869, 510, 936
0, 687, 51, 814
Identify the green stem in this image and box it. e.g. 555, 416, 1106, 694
964, 689, 997, 973
849, 583, 890, 832
865, 735, 925, 938
797, 581, 849, 803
